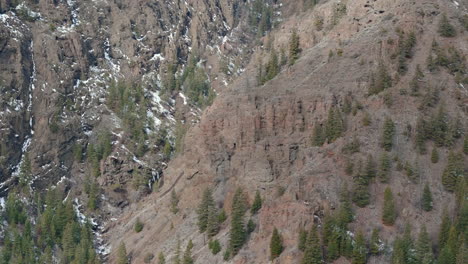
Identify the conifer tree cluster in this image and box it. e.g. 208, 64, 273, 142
248, 0, 273, 37
312, 106, 345, 146
107, 81, 148, 154
415, 106, 464, 153
368, 63, 392, 95
301, 185, 355, 263
87, 131, 113, 177
397, 31, 417, 74
0, 189, 100, 264
257, 49, 281, 85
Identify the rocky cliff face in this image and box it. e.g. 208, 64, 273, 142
0, 0, 262, 193
1, 0, 467, 263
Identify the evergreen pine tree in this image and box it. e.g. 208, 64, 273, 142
415, 226, 433, 264
298, 228, 308, 252
439, 212, 452, 249
301, 226, 323, 264
382, 187, 396, 225
369, 228, 381, 255
158, 252, 166, 264
229, 188, 247, 255
442, 152, 464, 192
134, 217, 144, 233
18, 154, 32, 187
438, 245, 456, 264
382, 117, 396, 151
183, 240, 194, 264
265, 48, 279, 81
270, 227, 283, 260
289, 29, 300, 65
455, 241, 466, 264
207, 203, 219, 237
421, 184, 433, 212
173, 239, 181, 264
378, 152, 392, 183
463, 136, 468, 155
352, 231, 367, 264
337, 183, 354, 225
364, 155, 377, 180
312, 123, 325, 146
117, 242, 128, 264
197, 188, 214, 233
431, 147, 439, 163
325, 106, 344, 143
251, 190, 262, 214
352, 162, 370, 208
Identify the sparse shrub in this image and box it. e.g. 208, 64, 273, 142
209, 240, 221, 255
362, 112, 371, 126
276, 186, 286, 197
342, 137, 360, 154
134, 217, 144, 233
460, 14, 468, 31
332, 2, 347, 26
314, 16, 324, 31
218, 209, 227, 223
345, 159, 354, 176
439, 14, 456, 37
143, 253, 154, 263
170, 189, 179, 214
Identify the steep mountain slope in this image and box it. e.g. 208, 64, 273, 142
0, 0, 467, 263
105, 0, 468, 263
0, 0, 284, 262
